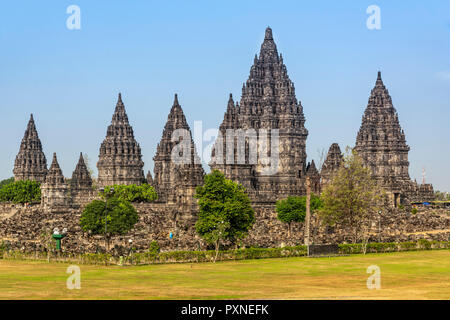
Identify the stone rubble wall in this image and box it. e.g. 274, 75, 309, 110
0, 202, 449, 254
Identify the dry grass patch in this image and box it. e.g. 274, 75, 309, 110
0, 250, 448, 299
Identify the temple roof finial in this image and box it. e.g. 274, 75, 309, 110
265, 26, 273, 40
173, 93, 179, 106
227, 93, 234, 109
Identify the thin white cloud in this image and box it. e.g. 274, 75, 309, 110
436, 71, 450, 80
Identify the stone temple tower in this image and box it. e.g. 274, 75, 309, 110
71, 152, 92, 191
320, 143, 343, 187
70, 152, 94, 204
13, 114, 48, 182
306, 160, 321, 194
211, 27, 308, 203
355, 72, 433, 205
41, 153, 69, 210
97, 93, 145, 187
153, 94, 204, 205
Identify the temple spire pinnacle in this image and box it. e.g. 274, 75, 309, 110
78, 152, 85, 164
259, 26, 278, 61
265, 26, 273, 40
112, 92, 129, 125
375, 71, 384, 86
227, 93, 234, 110
173, 93, 179, 107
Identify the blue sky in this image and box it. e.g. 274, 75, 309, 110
1, 0, 449, 190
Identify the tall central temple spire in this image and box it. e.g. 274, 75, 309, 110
211, 27, 309, 203
97, 93, 145, 187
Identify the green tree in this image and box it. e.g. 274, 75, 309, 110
99, 184, 157, 203
195, 170, 255, 262
435, 190, 450, 201
276, 195, 322, 237
318, 148, 385, 244
0, 177, 14, 190
0, 180, 41, 204
80, 198, 139, 251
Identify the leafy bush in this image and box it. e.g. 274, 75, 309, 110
418, 239, 431, 250
399, 241, 417, 251
411, 208, 418, 215
99, 184, 157, 203
148, 241, 160, 255
338, 240, 450, 254
338, 243, 363, 254
0, 180, 41, 203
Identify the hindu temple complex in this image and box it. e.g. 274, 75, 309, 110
3, 27, 443, 252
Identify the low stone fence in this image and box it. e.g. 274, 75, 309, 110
308, 244, 339, 256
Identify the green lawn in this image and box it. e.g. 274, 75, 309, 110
0, 250, 449, 299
